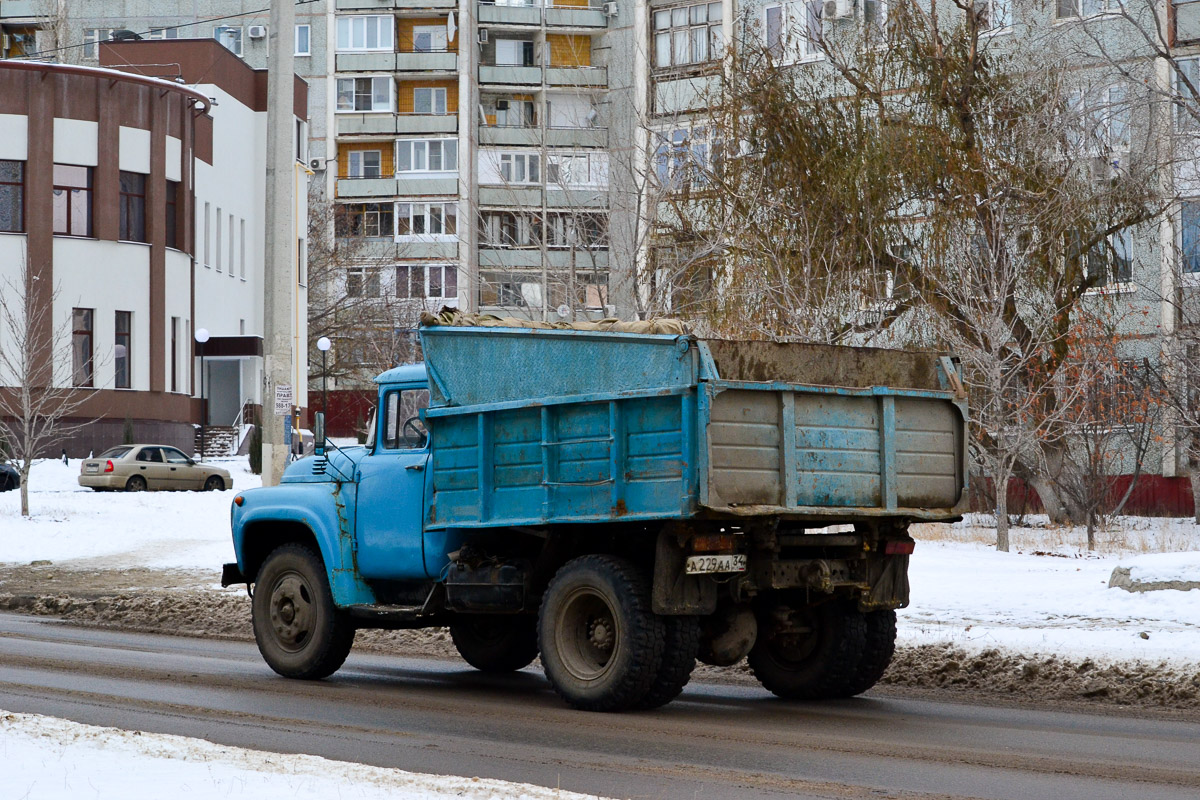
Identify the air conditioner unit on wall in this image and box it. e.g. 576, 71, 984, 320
604, 2, 618, 17
248, 25, 267, 39
478, 29, 489, 44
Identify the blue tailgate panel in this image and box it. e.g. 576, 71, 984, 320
428, 394, 692, 528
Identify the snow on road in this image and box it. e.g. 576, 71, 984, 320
2, 457, 1199, 795
0, 710, 606, 800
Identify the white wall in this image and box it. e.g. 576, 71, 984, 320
54, 120, 98, 167
0, 115, 27, 159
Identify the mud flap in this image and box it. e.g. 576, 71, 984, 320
863, 554, 910, 611
652, 530, 718, 615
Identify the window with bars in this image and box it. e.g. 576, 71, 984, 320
653, 3, 724, 70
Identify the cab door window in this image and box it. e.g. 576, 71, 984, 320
381, 388, 431, 450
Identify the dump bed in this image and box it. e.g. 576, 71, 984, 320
418, 324, 968, 530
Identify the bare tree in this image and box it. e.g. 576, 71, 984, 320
0, 251, 98, 516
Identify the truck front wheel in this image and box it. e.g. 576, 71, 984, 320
538, 555, 665, 712
252, 543, 355, 680
450, 616, 539, 673
747, 599, 866, 700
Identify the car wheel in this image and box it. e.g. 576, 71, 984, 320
538, 554, 665, 712
125, 475, 147, 492
204, 475, 225, 492
252, 543, 355, 680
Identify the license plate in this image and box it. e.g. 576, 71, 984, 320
85, 465, 98, 474
685, 554, 747, 575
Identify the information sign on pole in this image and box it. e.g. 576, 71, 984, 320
274, 384, 293, 416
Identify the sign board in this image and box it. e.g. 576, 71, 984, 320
274, 384, 293, 416
283, 414, 293, 445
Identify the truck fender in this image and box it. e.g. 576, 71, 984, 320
652, 529, 718, 615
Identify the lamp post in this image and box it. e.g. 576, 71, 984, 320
316, 336, 331, 421
195, 327, 210, 458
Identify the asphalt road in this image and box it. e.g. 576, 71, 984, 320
1, 613, 1197, 800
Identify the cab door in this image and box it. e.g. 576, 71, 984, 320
354, 386, 431, 581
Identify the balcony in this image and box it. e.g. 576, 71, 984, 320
396, 50, 458, 72
478, 1, 541, 25
335, 52, 401, 72
337, 0, 458, 9
479, 64, 542, 85
545, 126, 607, 148
397, 176, 460, 195
337, 113, 459, 136
479, 247, 609, 269
337, 177, 400, 198
479, 125, 541, 146
479, 185, 543, 206
479, 248, 544, 269
545, 1, 608, 29
396, 241, 459, 259
546, 187, 607, 208
0, 0, 43, 18
546, 66, 606, 88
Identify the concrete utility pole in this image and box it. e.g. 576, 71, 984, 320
262, 0, 296, 486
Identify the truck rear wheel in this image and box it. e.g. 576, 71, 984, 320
538, 555, 665, 712
450, 616, 539, 673
252, 543, 355, 680
842, 609, 897, 696
636, 615, 700, 709
747, 599, 866, 700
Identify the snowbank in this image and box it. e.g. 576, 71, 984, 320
1, 709, 606, 800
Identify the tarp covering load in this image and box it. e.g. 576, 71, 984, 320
419, 309, 688, 336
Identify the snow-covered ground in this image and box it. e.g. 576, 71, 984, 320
2, 457, 1199, 794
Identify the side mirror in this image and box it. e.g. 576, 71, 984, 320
313, 412, 326, 457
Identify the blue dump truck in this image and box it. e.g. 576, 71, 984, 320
223, 316, 968, 711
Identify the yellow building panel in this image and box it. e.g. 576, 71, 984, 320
547, 35, 591, 67
397, 17, 458, 52
396, 80, 459, 113
337, 142, 396, 179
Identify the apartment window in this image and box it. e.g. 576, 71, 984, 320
295, 24, 311, 56
119, 171, 147, 243
546, 212, 606, 249
974, 0, 1012, 30
397, 202, 457, 237
764, 1, 822, 60
1182, 201, 1200, 274
576, 271, 610, 309
397, 264, 456, 298
547, 152, 606, 185
1087, 229, 1133, 287
495, 39, 536, 66
336, 202, 394, 237
0, 160, 23, 233
500, 152, 541, 183
214, 26, 243, 56
490, 98, 536, 128
147, 27, 179, 39
863, 0, 889, 37
216, 206, 223, 271
165, 180, 178, 249
241, 219, 247, 278
481, 211, 540, 247
347, 150, 383, 178
82, 28, 116, 59
336, 76, 392, 112
653, 3, 724, 70
1056, 0, 1118, 17
653, 128, 713, 189
346, 266, 382, 297
411, 25, 448, 52
228, 214, 235, 276
398, 139, 457, 172
114, 311, 131, 390
336, 15, 394, 51
413, 87, 448, 115
52, 165, 93, 237
72, 308, 94, 388
1177, 58, 1199, 128
170, 317, 178, 392
203, 202, 211, 266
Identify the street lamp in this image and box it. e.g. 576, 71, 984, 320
195, 327, 210, 458
316, 336, 331, 423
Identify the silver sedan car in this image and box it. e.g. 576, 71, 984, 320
79, 445, 233, 492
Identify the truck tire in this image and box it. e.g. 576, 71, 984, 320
747, 599, 866, 700
841, 609, 897, 697
450, 616, 539, 673
636, 615, 700, 709
538, 555, 665, 712
252, 543, 355, 680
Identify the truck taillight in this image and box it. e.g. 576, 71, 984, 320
885, 540, 915, 555
104, 460, 114, 473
